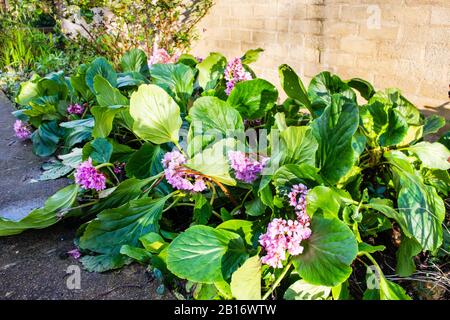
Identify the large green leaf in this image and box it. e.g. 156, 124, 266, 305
129, 84, 182, 144
91, 106, 123, 139
79, 195, 170, 255
379, 109, 408, 146
406, 142, 450, 170
279, 126, 318, 166
15, 74, 43, 105
385, 150, 445, 251
312, 94, 359, 184
117, 71, 148, 88
373, 89, 421, 125
86, 57, 117, 93
150, 63, 196, 111
126, 143, 164, 179
0, 184, 79, 236
293, 216, 358, 287
278, 64, 311, 112
89, 138, 112, 164
284, 280, 331, 300
306, 186, 342, 218
230, 255, 261, 300
63, 125, 92, 149
308, 72, 356, 117
93, 75, 129, 108
196, 52, 227, 91
227, 79, 278, 119
188, 96, 244, 139
166, 225, 245, 283
32, 120, 65, 157
120, 48, 149, 76
186, 138, 237, 186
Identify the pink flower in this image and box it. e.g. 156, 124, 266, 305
224, 58, 252, 95
149, 48, 173, 65
67, 103, 84, 115
259, 218, 311, 268
74, 158, 106, 191
162, 150, 207, 192
288, 184, 310, 223
68, 249, 81, 259
113, 162, 126, 174
228, 151, 268, 183
13, 120, 32, 140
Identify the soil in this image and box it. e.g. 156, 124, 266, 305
0, 92, 173, 300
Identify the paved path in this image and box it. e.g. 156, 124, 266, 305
0, 92, 68, 220
0, 92, 172, 300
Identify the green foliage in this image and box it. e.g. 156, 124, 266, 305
4, 49, 449, 301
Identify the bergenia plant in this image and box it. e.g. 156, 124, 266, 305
1, 47, 449, 301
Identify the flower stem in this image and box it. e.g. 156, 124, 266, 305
95, 163, 114, 170
262, 260, 293, 300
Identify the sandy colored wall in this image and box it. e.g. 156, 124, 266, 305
191, 0, 450, 116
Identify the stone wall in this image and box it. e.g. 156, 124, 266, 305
191, 0, 450, 115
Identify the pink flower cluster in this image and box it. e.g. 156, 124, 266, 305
13, 120, 32, 140
149, 48, 179, 65
67, 103, 84, 115
288, 183, 310, 224
113, 162, 126, 174
224, 57, 252, 95
259, 218, 312, 268
259, 184, 312, 268
228, 151, 268, 183
74, 158, 106, 191
162, 150, 207, 192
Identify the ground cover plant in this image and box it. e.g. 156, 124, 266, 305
2, 47, 449, 300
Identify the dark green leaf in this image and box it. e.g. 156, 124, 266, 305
293, 216, 358, 287
150, 63, 196, 112
278, 64, 311, 112
32, 120, 65, 157
120, 48, 149, 76
280, 126, 318, 166
312, 94, 359, 184
79, 195, 170, 256
86, 57, 117, 93
166, 225, 245, 283
126, 143, 164, 179
227, 78, 278, 119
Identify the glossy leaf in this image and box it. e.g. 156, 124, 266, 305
166, 225, 245, 283
79, 195, 170, 256
312, 94, 359, 184
279, 126, 318, 166
293, 216, 358, 287
86, 57, 117, 93
129, 84, 182, 144
227, 79, 278, 119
